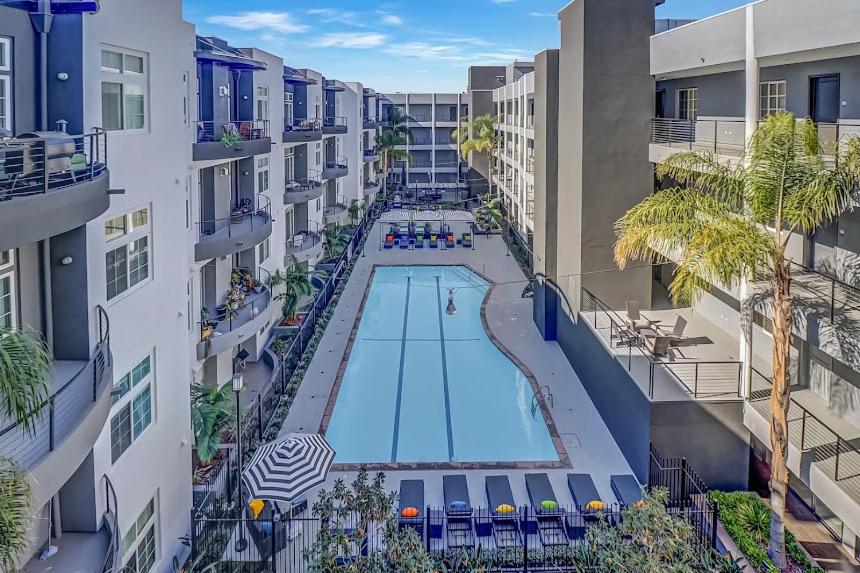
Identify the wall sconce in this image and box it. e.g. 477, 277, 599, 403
57, 72, 69, 81
60, 256, 73, 265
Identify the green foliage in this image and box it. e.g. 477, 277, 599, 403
376, 109, 412, 191
219, 129, 241, 147
708, 490, 824, 573
190, 380, 235, 464
453, 114, 499, 159
0, 457, 32, 571
347, 200, 362, 226
268, 264, 317, 320
323, 224, 349, 260
0, 326, 51, 435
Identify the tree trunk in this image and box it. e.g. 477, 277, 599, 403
769, 258, 792, 569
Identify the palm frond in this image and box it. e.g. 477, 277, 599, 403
0, 457, 32, 571
0, 327, 51, 435
655, 151, 745, 211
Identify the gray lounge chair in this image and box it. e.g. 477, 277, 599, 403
643, 334, 671, 358
525, 473, 567, 547
566, 474, 605, 540
485, 475, 521, 548
625, 301, 651, 332
399, 480, 425, 534
610, 475, 643, 506
443, 475, 474, 548
658, 315, 688, 344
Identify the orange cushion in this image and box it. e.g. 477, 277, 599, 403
386, 235, 393, 241
585, 500, 605, 511
401, 506, 419, 518
495, 504, 515, 514
249, 499, 265, 519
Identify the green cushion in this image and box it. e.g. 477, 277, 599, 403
540, 500, 558, 511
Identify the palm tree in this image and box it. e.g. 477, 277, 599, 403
614, 112, 860, 568
453, 114, 499, 199
322, 224, 348, 261
478, 193, 504, 231
347, 200, 362, 227
375, 130, 410, 193
190, 380, 235, 465
0, 457, 32, 571
0, 326, 52, 433
268, 264, 316, 322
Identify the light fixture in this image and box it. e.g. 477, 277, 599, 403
446, 289, 457, 316
232, 373, 244, 393
57, 72, 69, 81
60, 256, 73, 265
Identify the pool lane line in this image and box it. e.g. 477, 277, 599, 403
434, 276, 456, 462
390, 276, 411, 462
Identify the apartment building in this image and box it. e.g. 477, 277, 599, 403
379, 92, 467, 191
648, 0, 860, 553
0, 1, 377, 571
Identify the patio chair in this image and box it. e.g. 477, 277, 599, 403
658, 315, 688, 345
625, 301, 652, 332
461, 233, 473, 248
565, 473, 605, 540
485, 475, 521, 548
443, 475, 474, 549
414, 232, 425, 248
399, 233, 410, 249
525, 473, 568, 547
398, 480, 425, 535
445, 234, 456, 248
291, 234, 305, 248
429, 232, 439, 248
643, 334, 671, 358
243, 500, 288, 561
610, 475, 643, 506
383, 234, 395, 249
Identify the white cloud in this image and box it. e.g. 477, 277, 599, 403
529, 11, 555, 17
305, 8, 368, 28
380, 13, 404, 25
206, 11, 309, 34
314, 32, 387, 49
386, 42, 531, 65
491, 0, 518, 4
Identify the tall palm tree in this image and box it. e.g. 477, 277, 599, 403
347, 199, 362, 226
453, 114, 499, 199
375, 130, 410, 193
268, 264, 317, 321
614, 112, 860, 568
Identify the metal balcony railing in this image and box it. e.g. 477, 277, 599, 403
0, 306, 111, 470
196, 120, 270, 144
323, 116, 347, 128
285, 220, 322, 259
324, 156, 348, 169
410, 137, 432, 145
580, 288, 743, 400
0, 127, 108, 199
287, 168, 323, 191
197, 194, 271, 240
410, 160, 432, 168
284, 117, 321, 132
363, 148, 379, 158
409, 113, 432, 122
199, 267, 272, 342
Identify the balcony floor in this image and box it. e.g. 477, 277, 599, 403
23, 529, 109, 573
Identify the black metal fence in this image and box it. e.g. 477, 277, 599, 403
648, 444, 709, 502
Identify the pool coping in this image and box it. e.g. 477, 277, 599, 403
320, 263, 571, 471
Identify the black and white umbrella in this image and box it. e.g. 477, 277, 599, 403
243, 433, 335, 503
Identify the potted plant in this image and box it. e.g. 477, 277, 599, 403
268, 264, 318, 326
219, 128, 241, 148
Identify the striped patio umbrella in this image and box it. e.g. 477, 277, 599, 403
242, 433, 335, 503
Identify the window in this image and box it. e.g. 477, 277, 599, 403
256, 86, 269, 121
285, 91, 294, 125
111, 352, 154, 463
123, 497, 157, 573
257, 156, 269, 193
258, 238, 270, 263
0, 250, 15, 329
0, 37, 11, 132
100, 47, 148, 131
105, 207, 152, 301
315, 143, 321, 166
677, 88, 698, 121
760, 81, 786, 118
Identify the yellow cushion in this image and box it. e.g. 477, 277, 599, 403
401, 506, 419, 518
495, 504, 515, 514
585, 500, 604, 511
249, 499, 265, 519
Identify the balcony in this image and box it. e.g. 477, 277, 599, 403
322, 157, 348, 180
0, 306, 112, 506
0, 130, 110, 250
282, 118, 322, 143
285, 222, 323, 264
580, 288, 743, 401
194, 120, 271, 162
194, 195, 272, 262
363, 117, 380, 129
322, 116, 348, 135
197, 268, 273, 360
324, 194, 349, 226
284, 169, 324, 205
409, 113, 432, 125
363, 148, 380, 163
363, 179, 382, 197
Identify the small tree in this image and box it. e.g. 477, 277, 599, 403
454, 114, 499, 198
268, 264, 316, 322
190, 380, 234, 465
347, 200, 362, 227
322, 225, 348, 260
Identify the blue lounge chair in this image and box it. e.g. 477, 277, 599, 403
443, 475, 474, 549
444, 233, 455, 248
429, 232, 439, 248
485, 476, 521, 548
399, 233, 410, 249
414, 232, 425, 248
383, 233, 395, 249
525, 473, 568, 547
461, 233, 473, 248
566, 473, 604, 539
610, 475, 643, 506
399, 480, 425, 535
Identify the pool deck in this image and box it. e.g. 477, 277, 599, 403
279, 221, 635, 508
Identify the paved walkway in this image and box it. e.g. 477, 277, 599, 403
280, 221, 633, 507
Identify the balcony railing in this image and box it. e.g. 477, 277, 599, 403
410, 137, 432, 145
0, 306, 111, 470
196, 120, 270, 143
285, 220, 322, 261
580, 288, 743, 400
284, 118, 321, 132
0, 128, 108, 198
325, 156, 348, 170
363, 148, 379, 159
750, 368, 860, 482
410, 160, 432, 168
287, 168, 323, 190
323, 116, 347, 129
197, 194, 271, 240
199, 267, 272, 343
409, 113, 432, 122
526, 114, 534, 128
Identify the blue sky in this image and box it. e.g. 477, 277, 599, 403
184, 0, 749, 93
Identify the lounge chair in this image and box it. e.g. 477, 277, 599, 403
525, 473, 567, 547
399, 233, 410, 249
565, 474, 606, 539
657, 315, 688, 345
643, 334, 671, 358
398, 480, 425, 535
243, 500, 287, 560
443, 475, 474, 548
610, 475, 643, 506
445, 234, 455, 248
429, 233, 439, 248
383, 234, 395, 249
485, 476, 521, 548
461, 233, 473, 248
625, 301, 652, 332
414, 232, 425, 248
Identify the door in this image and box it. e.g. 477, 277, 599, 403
810, 75, 840, 123
655, 90, 666, 119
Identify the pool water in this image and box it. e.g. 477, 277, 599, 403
325, 266, 559, 464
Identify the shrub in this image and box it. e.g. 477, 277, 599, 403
708, 490, 824, 573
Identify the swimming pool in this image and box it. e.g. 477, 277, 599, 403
325, 265, 559, 464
